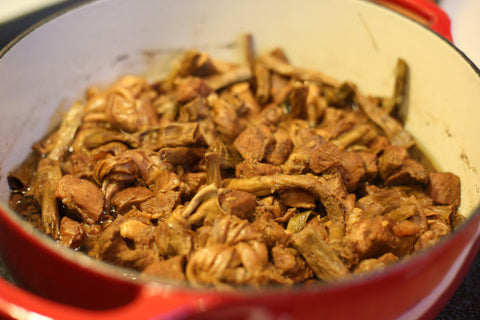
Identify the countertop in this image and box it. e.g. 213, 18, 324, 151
0, 0, 479, 319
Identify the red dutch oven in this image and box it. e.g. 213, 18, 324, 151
0, 0, 479, 319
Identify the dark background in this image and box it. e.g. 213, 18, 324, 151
0, 1, 479, 319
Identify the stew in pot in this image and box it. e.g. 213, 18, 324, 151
8, 36, 464, 288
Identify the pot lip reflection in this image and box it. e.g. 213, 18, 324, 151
0, 0, 480, 297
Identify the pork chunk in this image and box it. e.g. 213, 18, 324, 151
59, 216, 86, 249
218, 190, 258, 220
56, 174, 104, 224
112, 186, 154, 215
233, 125, 274, 162
427, 172, 461, 206
143, 255, 186, 282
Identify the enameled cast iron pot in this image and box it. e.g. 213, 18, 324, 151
0, 0, 479, 319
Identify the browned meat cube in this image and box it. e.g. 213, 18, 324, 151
233, 125, 274, 162
354, 252, 398, 274
309, 142, 341, 174
175, 76, 212, 103
112, 186, 154, 215
345, 212, 414, 259
252, 213, 291, 247
264, 128, 293, 165
271, 245, 313, 282
256, 104, 286, 126
427, 172, 461, 206
67, 153, 95, 179
143, 255, 186, 282
384, 159, 428, 186
140, 190, 181, 219
55, 174, 104, 224
339, 151, 366, 192
59, 216, 86, 249
378, 145, 409, 179
357, 151, 378, 181
92, 216, 158, 271
356, 188, 406, 217
218, 190, 258, 220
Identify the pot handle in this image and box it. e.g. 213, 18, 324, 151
373, 0, 453, 42
0, 276, 234, 320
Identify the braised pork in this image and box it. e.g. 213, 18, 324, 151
9, 37, 464, 289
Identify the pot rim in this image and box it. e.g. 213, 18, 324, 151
0, 0, 479, 299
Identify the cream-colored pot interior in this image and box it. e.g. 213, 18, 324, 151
0, 0, 479, 222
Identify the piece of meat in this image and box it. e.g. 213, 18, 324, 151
142, 255, 187, 282
254, 104, 286, 127
233, 124, 274, 162
111, 186, 154, 215
92, 216, 158, 271
255, 196, 286, 220
292, 224, 349, 281
344, 209, 414, 259
316, 108, 358, 141
252, 212, 291, 248
309, 142, 341, 174
282, 136, 327, 174
140, 190, 181, 219
218, 190, 258, 220
357, 151, 378, 181
223, 82, 261, 120
339, 150, 366, 192
59, 216, 87, 249
179, 172, 207, 199
271, 245, 313, 282
264, 128, 293, 165
356, 188, 407, 218
175, 76, 213, 103
289, 83, 309, 119
66, 153, 96, 179
378, 146, 409, 180
159, 147, 206, 166
384, 159, 428, 186
176, 49, 218, 78
353, 252, 398, 274
209, 95, 244, 143
414, 217, 451, 252
427, 172, 461, 206
177, 97, 218, 146
56, 174, 104, 224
